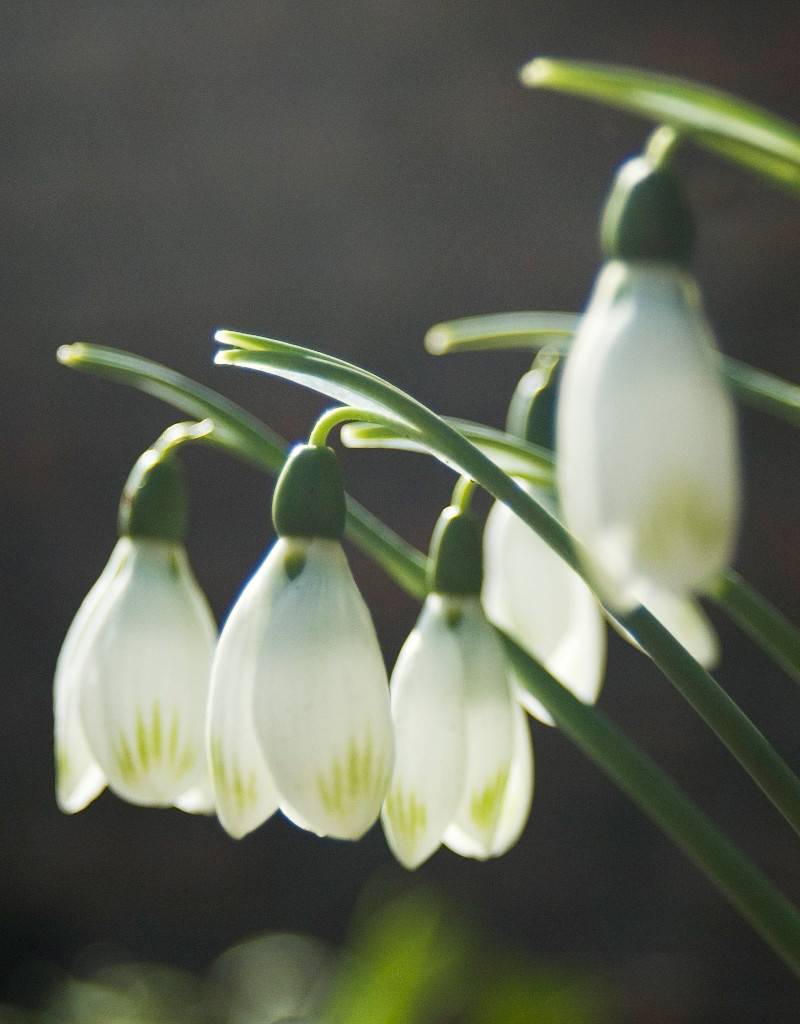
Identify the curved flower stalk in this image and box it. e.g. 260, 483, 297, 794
207, 444, 394, 840
55, 429, 217, 813
556, 159, 741, 613
383, 507, 533, 868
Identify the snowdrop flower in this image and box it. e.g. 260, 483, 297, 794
557, 157, 740, 613
484, 354, 605, 725
55, 438, 217, 813
208, 443, 393, 840
483, 486, 605, 725
383, 506, 533, 869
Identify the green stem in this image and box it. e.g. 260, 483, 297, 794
217, 336, 800, 838
451, 474, 477, 512
504, 635, 800, 974
57, 344, 428, 598
59, 342, 800, 976
520, 58, 800, 194
645, 125, 682, 167
151, 418, 216, 455
707, 569, 800, 684
722, 358, 800, 428
308, 405, 401, 447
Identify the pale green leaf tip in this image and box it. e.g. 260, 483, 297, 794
519, 57, 551, 88
57, 343, 83, 365
424, 324, 453, 355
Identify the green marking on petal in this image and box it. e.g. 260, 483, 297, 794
114, 732, 137, 783
168, 711, 180, 765
135, 709, 150, 770
151, 701, 162, 761
470, 766, 510, 834
176, 743, 195, 779
318, 731, 385, 820
636, 477, 729, 569
210, 736, 258, 812
55, 745, 69, 785
210, 736, 227, 790
385, 786, 428, 849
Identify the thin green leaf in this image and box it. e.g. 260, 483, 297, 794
57, 343, 428, 598
707, 570, 800, 684
216, 329, 800, 841
341, 418, 554, 486
425, 313, 800, 428
425, 312, 576, 354
61, 340, 800, 976
521, 58, 800, 193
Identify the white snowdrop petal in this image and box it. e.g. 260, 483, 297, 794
557, 262, 740, 611
444, 704, 533, 859
613, 586, 720, 669
174, 784, 215, 815
54, 540, 133, 811
382, 595, 466, 869
79, 541, 216, 809
484, 495, 606, 726
446, 599, 514, 856
208, 550, 284, 837
484, 498, 574, 661
253, 539, 393, 840
488, 704, 534, 856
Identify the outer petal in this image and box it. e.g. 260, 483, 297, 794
444, 599, 514, 857
53, 540, 133, 812
382, 595, 466, 869
253, 539, 394, 840
444, 703, 533, 859
613, 585, 720, 669
557, 261, 740, 611
78, 540, 216, 810
208, 551, 283, 837
483, 494, 606, 726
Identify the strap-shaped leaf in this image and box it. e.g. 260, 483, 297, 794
521, 59, 800, 193
425, 313, 800, 428
215, 328, 800, 845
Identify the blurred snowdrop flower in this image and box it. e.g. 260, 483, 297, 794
207, 444, 393, 840
383, 507, 533, 868
483, 353, 605, 725
483, 488, 605, 725
55, 428, 217, 814
557, 158, 740, 614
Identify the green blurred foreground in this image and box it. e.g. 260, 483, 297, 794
0, 888, 609, 1023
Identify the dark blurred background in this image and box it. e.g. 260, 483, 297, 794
4, 1, 800, 1020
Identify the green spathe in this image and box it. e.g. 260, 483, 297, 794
427, 506, 483, 596
272, 443, 346, 539
118, 452, 186, 543
505, 348, 562, 449
600, 156, 695, 266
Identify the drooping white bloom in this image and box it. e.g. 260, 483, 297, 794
55, 537, 217, 813
557, 260, 740, 613
382, 594, 533, 868
208, 537, 394, 841
483, 487, 606, 726
615, 583, 720, 669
